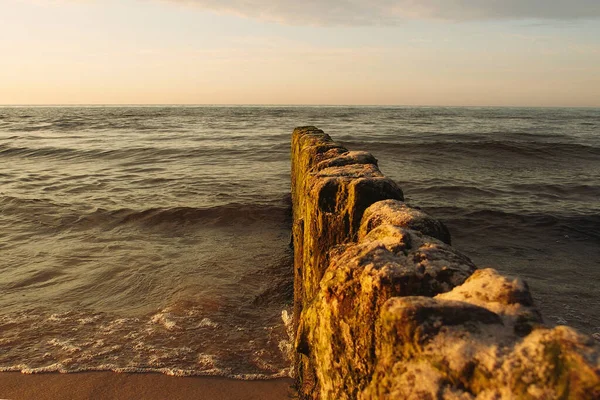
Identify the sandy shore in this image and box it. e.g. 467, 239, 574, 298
0, 372, 296, 400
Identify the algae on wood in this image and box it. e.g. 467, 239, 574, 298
291, 127, 600, 399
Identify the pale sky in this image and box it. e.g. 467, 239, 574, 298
1, 0, 599, 106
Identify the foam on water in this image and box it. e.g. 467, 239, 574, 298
0, 305, 293, 378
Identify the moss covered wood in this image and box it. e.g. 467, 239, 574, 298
291, 127, 600, 400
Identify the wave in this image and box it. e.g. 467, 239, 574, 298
0, 195, 292, 231
426, 206, 600, 242
0, 141, 288, 163
80, 203, 292, 229
0, 364, 291, 380
411, 184, 502, 197
0, 143, 199, 161
507, 182, 600, 200
342, 139, 600, 161
0, 306, 293, 380
406, 181, 600, 202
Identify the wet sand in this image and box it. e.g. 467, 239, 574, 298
0, 372, 296, 400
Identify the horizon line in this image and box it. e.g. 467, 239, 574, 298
1, 103, 599, 109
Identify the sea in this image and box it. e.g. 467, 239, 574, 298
0, 106, 599, 379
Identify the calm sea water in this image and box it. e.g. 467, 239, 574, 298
0, 106, 599, 377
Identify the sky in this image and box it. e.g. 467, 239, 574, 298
1, 0, 599, 106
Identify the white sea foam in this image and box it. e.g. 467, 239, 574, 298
197, 353, 216, 368
47, 339, 81, 354
278, 309, 294, 367
149, 312, 179, 331
0, 363, 290, 380
47, 313, 69, 322
78, 315, 101, 325
197, 317, 219, 328
0, 302, 294, 379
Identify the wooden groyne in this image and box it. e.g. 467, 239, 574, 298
291, 126, 599, 399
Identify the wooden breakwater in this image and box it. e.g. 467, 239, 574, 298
291, 126, 599, 399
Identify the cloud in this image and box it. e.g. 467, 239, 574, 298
164, 0, 600, 25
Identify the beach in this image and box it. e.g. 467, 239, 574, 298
0, 373, 295, 400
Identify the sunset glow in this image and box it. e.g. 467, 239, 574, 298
2, 0, 599, 106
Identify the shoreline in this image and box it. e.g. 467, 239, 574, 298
0, 372, 296, 400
